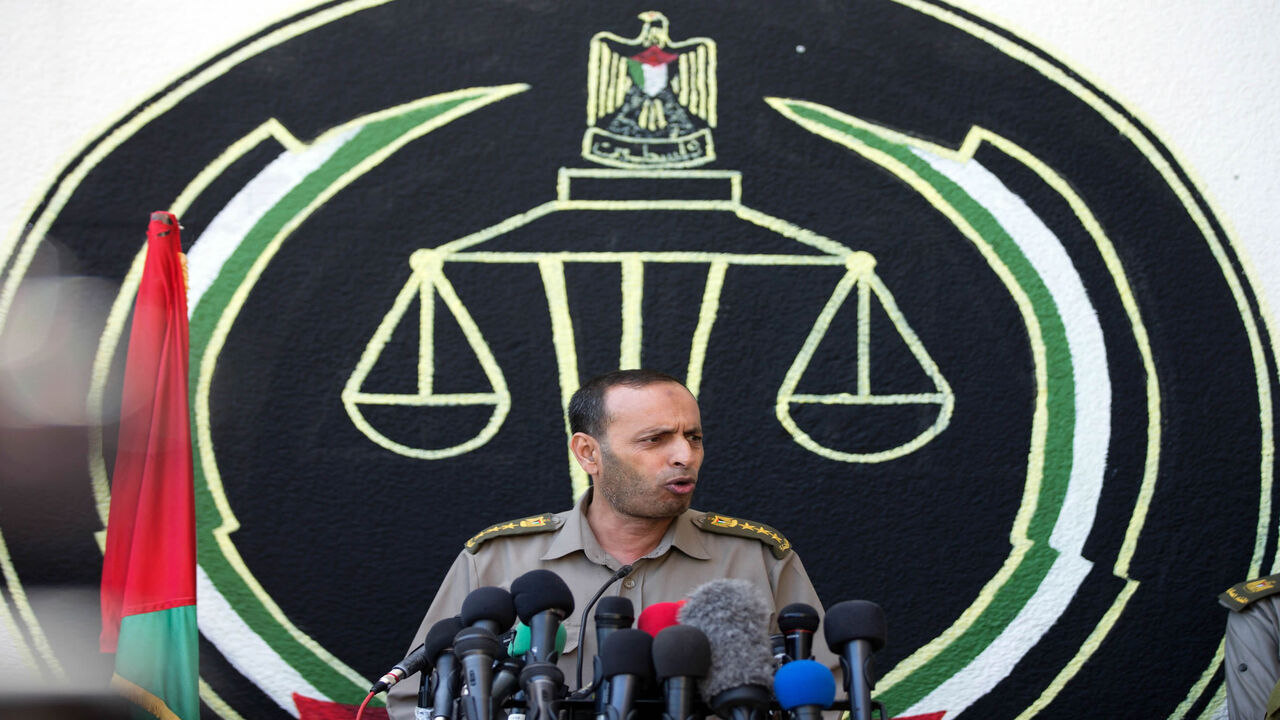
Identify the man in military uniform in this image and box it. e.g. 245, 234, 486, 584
387, 369, 834, 720
1222, 573, 1280, 719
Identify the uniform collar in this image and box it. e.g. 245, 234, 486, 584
541, 488, 712, 564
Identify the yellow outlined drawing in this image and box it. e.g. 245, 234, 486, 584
583, 12, 716, 168
362, 167, 950, 499
342, 248, 511, 459
777, 251, 955, 463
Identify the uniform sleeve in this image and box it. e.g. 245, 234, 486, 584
387, 550, 479, 720
769, 549, 844, 681
1225, 595, 1280, 720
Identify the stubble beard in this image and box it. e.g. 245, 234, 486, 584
594, 443, 693, 520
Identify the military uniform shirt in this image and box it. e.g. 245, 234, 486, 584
1225, 594, 1280, 720
387, 490, 837, 720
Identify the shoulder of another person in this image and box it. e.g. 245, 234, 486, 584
464, 512, 564, 554
1221, 573, 1280, 612
692, 511, 792, 559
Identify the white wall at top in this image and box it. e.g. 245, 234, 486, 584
1, 0, 1277, 318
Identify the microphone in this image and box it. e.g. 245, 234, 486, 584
591, 596, 636, 715
636, 600, 684, 637
511, 570, 575, 720
599, 628, 655, 720
678, 580, 775, 720
454, 626, 501, 720
511, 569, 576, 663
652, 624, 711, 720
490, 646, 525, 714
461, 586, 517, 636
574, 565, 634, 690
822, 600, 886, 720
777, 603, 820, 661
773, 659, 836, 720
508, 620, 566, 658
425, 617, 466, 720
371, 643, 429, 695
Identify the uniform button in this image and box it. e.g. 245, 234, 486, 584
623, 578, 636, 589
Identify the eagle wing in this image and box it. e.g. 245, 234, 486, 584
586, 33, 638, 124
669, 37, 716, 127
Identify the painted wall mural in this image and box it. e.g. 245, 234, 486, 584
0, 2, 1274, 719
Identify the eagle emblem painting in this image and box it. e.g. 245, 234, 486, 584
583, 11, 716, 167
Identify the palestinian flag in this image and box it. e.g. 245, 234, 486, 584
99, 211, 199, 720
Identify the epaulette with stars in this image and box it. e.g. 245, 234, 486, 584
1220, 573, 1280, 612
693, 512, 792, 559
464, 513, 563, 554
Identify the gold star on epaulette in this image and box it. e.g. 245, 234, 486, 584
1221, 573, 1280, 611
464, 513, 562, 554
693, 513, 792, 559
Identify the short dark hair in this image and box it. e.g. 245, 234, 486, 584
568, 369, 686, 438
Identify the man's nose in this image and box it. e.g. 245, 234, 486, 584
670, 437, 697, 466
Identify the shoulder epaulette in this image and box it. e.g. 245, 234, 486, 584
1220, 573, 1280, 611
694, 513, 792, 559
464, 513, 562, 554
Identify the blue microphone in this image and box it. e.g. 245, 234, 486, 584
773, 659, 835, 720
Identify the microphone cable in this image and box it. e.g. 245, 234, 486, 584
572, 564, 634, 693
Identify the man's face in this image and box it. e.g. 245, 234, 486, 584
593, 382, 704, 519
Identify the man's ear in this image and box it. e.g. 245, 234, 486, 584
570, 432, 601, 475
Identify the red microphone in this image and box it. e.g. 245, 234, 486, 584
637, 600, 685, 636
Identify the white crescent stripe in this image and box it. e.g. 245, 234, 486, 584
902, 148, 1111, 716
187, 127, 356, 315
188, 131, 355, 706
197, 566, 323, 716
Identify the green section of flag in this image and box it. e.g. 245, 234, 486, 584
115, 604, 199, 720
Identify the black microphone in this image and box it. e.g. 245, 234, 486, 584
511, 569, 576, 663
371, 643, 430, 695
822, 600, 886, 720
424, 617, 466, 720
600, 628, 654, 720
653, 624, 710, 720
574, 564, 634, 691
778, 603, 819, 661
511, 569, 576, 720
490, 647, 525, 715
461, 586, 517, 636
590, 596, 636, 715
678, 579, 775, 720
454, 626, 501, 720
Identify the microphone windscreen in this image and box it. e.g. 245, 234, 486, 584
652, 625, 711, 680
425, 616, 466, 658
508, 621, 567, 656
637, 600, 683, 636
454, 626, 502, 657
595, 595, 635, 627
600, 628, 655, 679
822, 600, 887, 652
461, 586, 517, 631
678, 579, 775, 700
777, 602, 820, 633
773, 659, 836, 709
511, 569, 576, 623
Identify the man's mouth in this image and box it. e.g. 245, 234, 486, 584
664, 477, 696, 495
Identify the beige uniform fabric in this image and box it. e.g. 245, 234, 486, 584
387, 491, 837, 720
1225, 594, 1280, 720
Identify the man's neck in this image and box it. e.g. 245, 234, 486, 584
585, 496, 676, 566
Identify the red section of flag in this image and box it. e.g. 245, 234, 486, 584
632, 44, 677, 66
100, 211, 197, 652
295, 693, 390, 720
892, 713, 946, 720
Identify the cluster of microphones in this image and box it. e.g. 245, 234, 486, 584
369, 568, 888, 720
